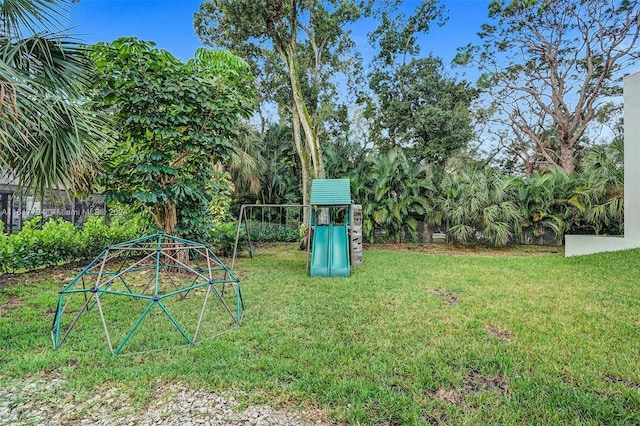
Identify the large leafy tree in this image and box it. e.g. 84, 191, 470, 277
194, 0, 363, 207
456, 0, 640, 174
88, 38, 256, 241
0, 0, 108, 195
366, 0, 477, 165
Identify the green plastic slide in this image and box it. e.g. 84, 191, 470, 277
310, 224, 350, 277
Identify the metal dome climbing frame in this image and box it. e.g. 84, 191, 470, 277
51, 233, 243, 355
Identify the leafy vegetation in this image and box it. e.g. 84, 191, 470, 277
0, 0, 110, 195
210, 221, 242, 257
195, 0, 364, 207
579, 139, 625, 235
354, 148, 434, 243
2, 246, 639, 424
339, 142, 623, 246
0, 215, 147, 274
246, 222, 300, 243
439, 165, 521, 245
455, 0, 639, 174
87, 38, 256, 241
367, 1, 477, 164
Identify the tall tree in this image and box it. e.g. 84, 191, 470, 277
0, 0, 108, 195
88, 38, 256, 241
366, 0, 477, 165
194, 0, 362, 207
456, 0, 640, 174
368, 56, 477, 164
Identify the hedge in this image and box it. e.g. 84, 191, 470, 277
0, 215, 147, 274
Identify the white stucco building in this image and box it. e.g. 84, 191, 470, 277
565, 71, 640, 256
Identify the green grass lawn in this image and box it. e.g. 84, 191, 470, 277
1, 244, 639, 424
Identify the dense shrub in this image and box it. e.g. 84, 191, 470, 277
0, 215, 147, 274
247, 222, 299, 243
211, 222, 241, 257
210, 221, 300, 258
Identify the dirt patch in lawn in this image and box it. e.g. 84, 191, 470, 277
429, 368, 509, 406
432, 288, 459, 306
0, 297, 22, 315
464, 369, 509, 394
485, 324, 512, 342
603, 374, 640, 390
0, 261, 85, 290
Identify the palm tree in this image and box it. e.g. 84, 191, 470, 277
223, 124, 264, 197
324, 136, 369, 180
579, 139, 624, 234
362, 148, 434, 243
509, 167, 572, 244
0, 0, 106, 195
258, 123, 301, 205
438, 164, 522, 246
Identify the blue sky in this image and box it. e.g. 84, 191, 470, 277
69, 0, 489, 68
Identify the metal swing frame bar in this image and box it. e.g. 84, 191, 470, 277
230, 204, 311, 271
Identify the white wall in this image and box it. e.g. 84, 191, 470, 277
565, 71, 640, 256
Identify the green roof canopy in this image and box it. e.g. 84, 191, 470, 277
310, 179, 351, 205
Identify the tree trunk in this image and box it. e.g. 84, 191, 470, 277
163, 202, 189, 269
271, 15, 324, 231
283, 43, 325, 180
164, 202, 177, 235
292, 106, 311, 224
559, 142, 575, 175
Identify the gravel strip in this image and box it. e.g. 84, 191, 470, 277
0, 377, 332, 425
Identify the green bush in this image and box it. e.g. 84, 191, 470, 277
211, 222, 241, 257
247, 222, 299, 243
39, 218, 79, 266
0, 215, 147, 274
210, 222, 301, 259
79, 215, 111, 255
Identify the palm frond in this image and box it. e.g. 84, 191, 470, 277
0, 3, 110, 197
0, 0, 70, 39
